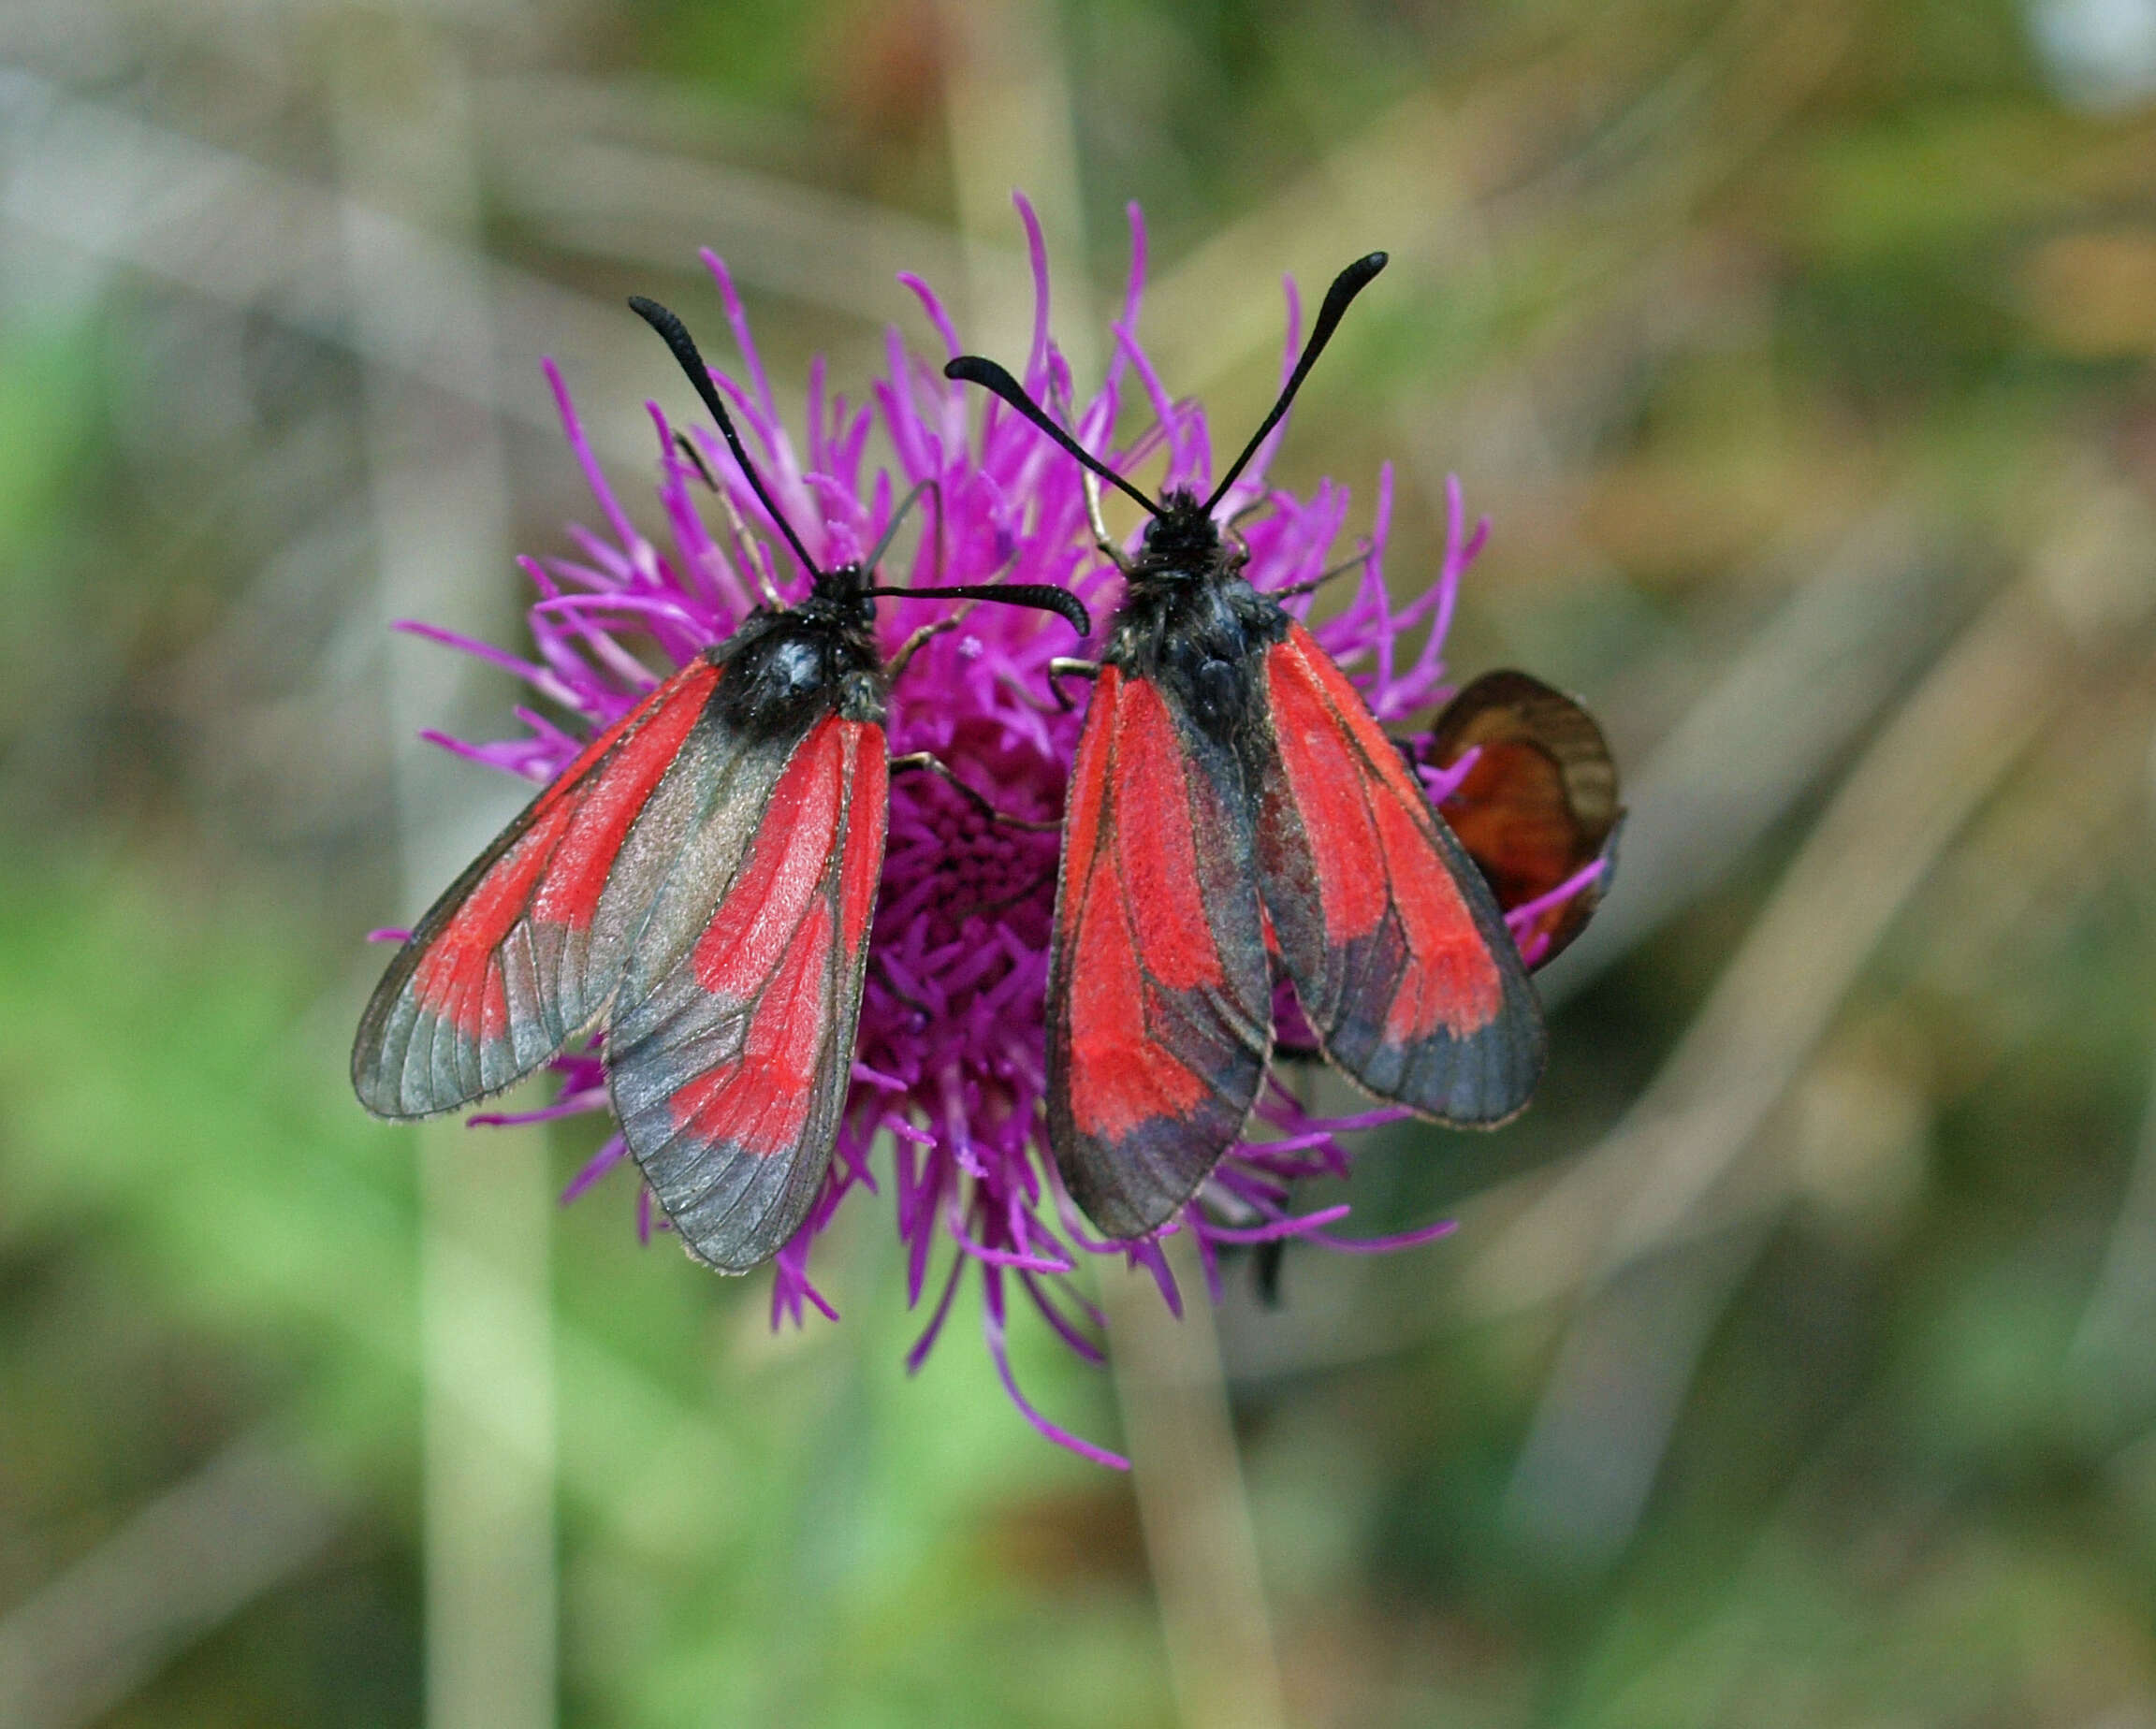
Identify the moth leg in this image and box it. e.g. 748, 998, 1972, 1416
888, 613, 963, 683
1046, 656, 1102, 713
1084, 472, 1137, 574
673, 429, 788, 609
863, 476, 944, 579
673, 430, 721, 494
891, 752, 1060, 830
940, 869, 1058, 923
871, 952, 933, 1018
716, 470, 786, 609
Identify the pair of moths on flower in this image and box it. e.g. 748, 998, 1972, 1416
353, 251, 1618, 1285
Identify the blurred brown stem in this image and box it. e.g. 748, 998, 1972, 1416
332, 21, 558, 1729
1103, 1242, 1289, 1729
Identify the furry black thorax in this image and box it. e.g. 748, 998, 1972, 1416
1102, 488, 1289, 745
709, 565, 888, 738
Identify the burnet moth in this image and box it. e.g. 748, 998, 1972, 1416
944, 252, 1547, 1239
1254, 676, 1618, 1302
354, 297, 1088, 1273
1426, 670, 1622, 970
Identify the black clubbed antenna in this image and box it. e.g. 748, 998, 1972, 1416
628, 295, 824, 580
1201, 252, 1388, 517
858, 478, 940, 578
942, 356, 1162, 518
867, 581, 1091, 641
849, 477, 1090, 636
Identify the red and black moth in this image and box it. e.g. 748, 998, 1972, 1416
945, 253, 1549, 1240
354, 297, 1087, 1273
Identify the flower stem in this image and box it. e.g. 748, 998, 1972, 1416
333, 23, 558, 1727
1102, 1239, 1289, 1729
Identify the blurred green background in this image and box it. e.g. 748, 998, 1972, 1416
7, 0, 2156, 1723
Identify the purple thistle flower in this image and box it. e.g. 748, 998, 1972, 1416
399, 197, 1595, 1469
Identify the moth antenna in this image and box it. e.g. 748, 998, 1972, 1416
1202, 252, 1388, 517
628, 295, 824, 580
1273, 543, 1373, 600
942, 356, 1163, 518
861, 478, 942, 578
672, 430, 721, 494
865, 581, 1092, 640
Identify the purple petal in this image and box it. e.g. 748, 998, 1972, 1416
983, 1275, 1129, 1470
1312, 1218, 1461, 1254
560, 1136, 629, 1206
1199, 1205, 1353, 1245
543, 357, 641, 553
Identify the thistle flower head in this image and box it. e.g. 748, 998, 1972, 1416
398, 197, 1595, 1468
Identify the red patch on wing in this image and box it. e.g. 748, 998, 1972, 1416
405, 660, 721, 1038
668, 900, 834, 1158
412, 801, 573, 1035
1269, 627, 1503, 1040
1371, 776, 1493, 1043
691, 719, 847, 1000
838, 726, 887, 955
1265, 640, 1388, 943
656, 715, 888, 1162
1112, 677, 1226, 994
1069, 864, 1212, 1141
532, 663, 718, 929
1058, 667, 1113, 881
1062, 673, 1217, 1142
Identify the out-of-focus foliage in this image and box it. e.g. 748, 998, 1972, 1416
4, 0, 2156, 1723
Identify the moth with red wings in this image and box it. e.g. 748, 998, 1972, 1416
946, 254, 1549, 1239
355, 298, 1086, 1273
